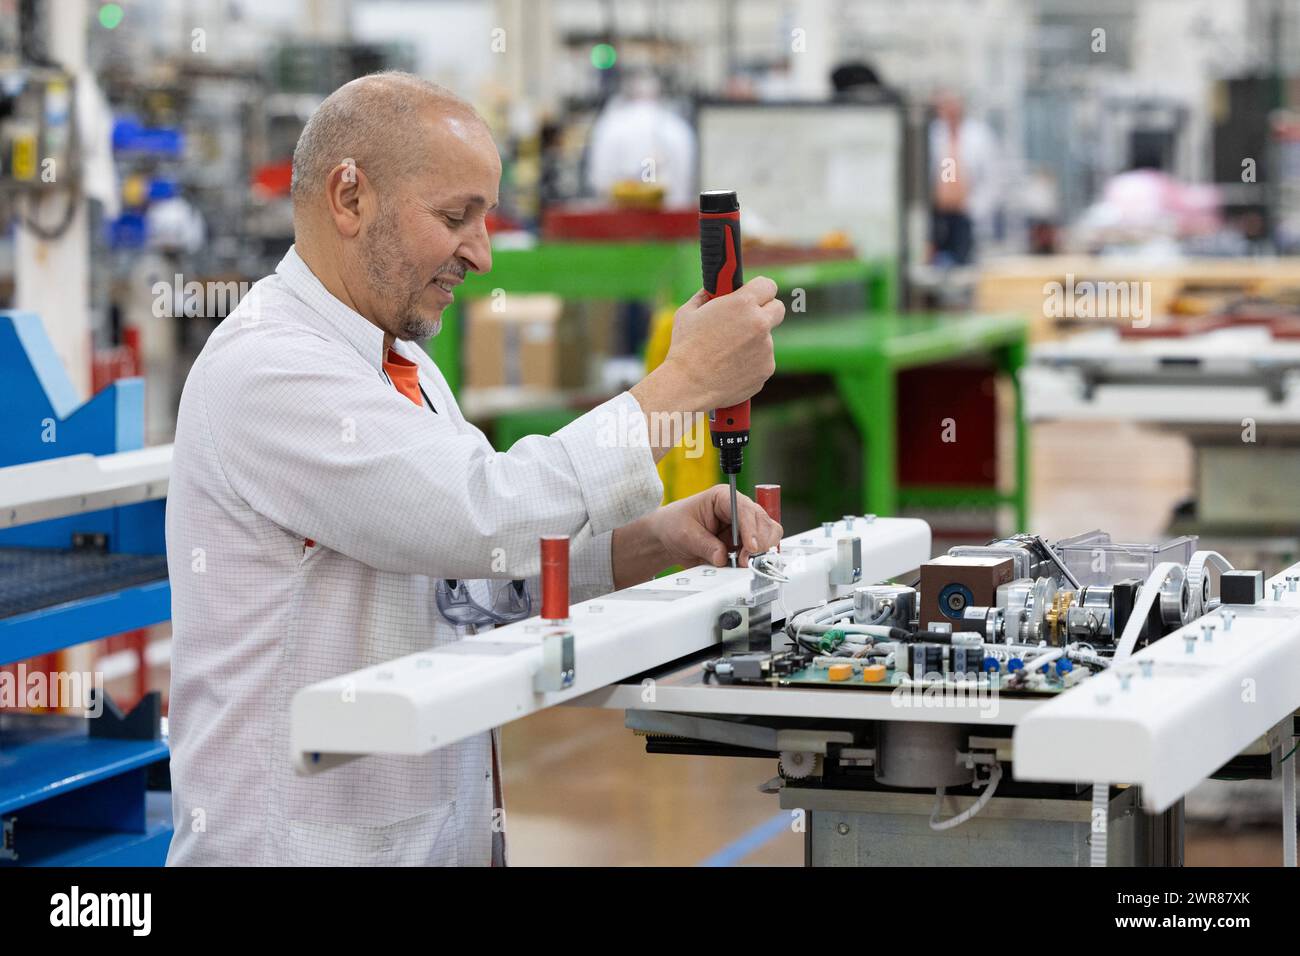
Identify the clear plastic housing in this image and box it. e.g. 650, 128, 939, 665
1054, 530, 1198, 587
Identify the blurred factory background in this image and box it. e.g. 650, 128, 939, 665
3, 0, 1300, 866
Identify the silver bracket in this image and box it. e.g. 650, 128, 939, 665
830, 535, 862, 587
535, 630, 575, 692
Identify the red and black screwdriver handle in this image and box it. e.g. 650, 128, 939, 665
699, 189, 749, 477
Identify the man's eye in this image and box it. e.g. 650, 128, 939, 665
443, 212, 466, 225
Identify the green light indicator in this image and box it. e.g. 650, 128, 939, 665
99, 3, 125, 29
591, 43, 617, 70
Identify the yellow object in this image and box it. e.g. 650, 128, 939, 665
645, 305, 719, 504
610, 179, 666, 209
122, 174, 149, 208
828, 663, 853, 682
863, 664, 887, 683
12, 133, 36, 182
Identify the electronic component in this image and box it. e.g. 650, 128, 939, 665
853, 584, 916, 627
920, 555, 1014, 630
911, 643, 947, 680
1221, 570, 1264, 605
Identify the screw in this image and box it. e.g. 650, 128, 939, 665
1274, 582, 1284, 601
1201, 622, 1214, 643
837, 822, 851, 835
1139, 660, 1154, 678
676, 576, 690, 585
1221, 609, 1236, 632
843, 515, 855, 530
1118, 672, 1131, 691
703, 568, 717, 577
822, 522, 834, 538
865, 514, 877, 524
1184, 633, 1197, 654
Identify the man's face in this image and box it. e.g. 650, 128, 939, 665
360, 113, 499, 342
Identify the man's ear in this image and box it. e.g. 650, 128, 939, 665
324, 160, 367, 238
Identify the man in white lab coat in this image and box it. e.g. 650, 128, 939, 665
164, 72, 784, 866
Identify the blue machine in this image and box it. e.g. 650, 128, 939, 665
0, 311, 172, 866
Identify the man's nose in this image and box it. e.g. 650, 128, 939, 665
459, 219, 492, 275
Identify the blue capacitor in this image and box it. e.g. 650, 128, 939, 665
1055, 658, 1073, 676
1007, 657, 1024, 673
982, 656, 1000, 673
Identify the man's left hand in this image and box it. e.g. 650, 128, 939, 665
612, 485, 783, 589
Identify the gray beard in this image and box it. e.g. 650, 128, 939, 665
363, 205, 444, 342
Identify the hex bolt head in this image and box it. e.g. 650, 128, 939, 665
1139, 660, 1154, 678
1221, 609, 1236, 631
822, 522, 835, 538
1184, 633, 1196, 654
837, 822, 851, 836
843, 515, 855, 530
1290, 575, 1299, 593
1201, 623, 1214, 643
1118, 672, 1132, 691
1273, 582, 1285, 601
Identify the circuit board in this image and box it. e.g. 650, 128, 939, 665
775, 662, 1077, 695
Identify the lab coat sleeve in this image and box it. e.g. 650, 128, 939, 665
200, 331, 662, 580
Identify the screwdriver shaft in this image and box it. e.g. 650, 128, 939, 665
728, 474, 740, 567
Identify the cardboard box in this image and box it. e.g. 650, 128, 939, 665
465, 294, 589, 390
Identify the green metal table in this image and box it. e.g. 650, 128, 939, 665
770, 311, 1030, 528
424, 241, 1026, 525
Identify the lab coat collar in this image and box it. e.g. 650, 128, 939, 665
275, 245, 389, 373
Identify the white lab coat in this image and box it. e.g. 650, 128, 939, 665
165, 247, 663, 866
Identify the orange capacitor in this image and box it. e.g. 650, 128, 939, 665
827, 663, 853, 682
863, 664, 887, 683
541, 535, 570, 621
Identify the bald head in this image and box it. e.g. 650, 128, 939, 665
291, 71, 484, 214
290, 71, 499, 348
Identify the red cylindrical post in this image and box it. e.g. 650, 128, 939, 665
754, 484, 781, 525
756, 483, 781, 552
541, 535, 570, 621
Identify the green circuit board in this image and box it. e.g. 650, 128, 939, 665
773, 662, 1078, 695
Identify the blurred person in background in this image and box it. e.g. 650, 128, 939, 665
928, 89, 1000, 266
586, 70, 696, 208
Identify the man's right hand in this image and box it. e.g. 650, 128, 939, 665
660, 276, 785, 411
629, 276, 785, 461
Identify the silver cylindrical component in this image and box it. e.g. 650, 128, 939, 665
1066, 604, 1113, 642
1079, 585, 1113, 609
1158, 568, 1190, 626
997, 578, 1036, 611
853, 584, 916, 627
875, 722, 974, 789
962, 605, 1005, 642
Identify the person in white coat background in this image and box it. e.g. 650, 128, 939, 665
164, 72, 784, 866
